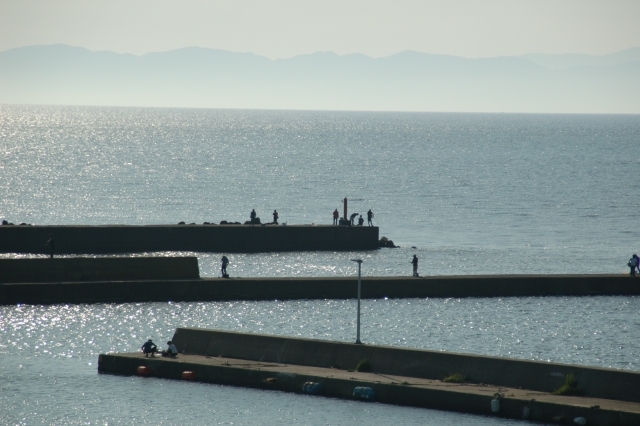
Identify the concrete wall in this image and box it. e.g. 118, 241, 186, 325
0, 224, 379, 254
171, 328, 640, 404
2, 274, 638, 305
98, 353, 640, 425
0, 257, 199, 283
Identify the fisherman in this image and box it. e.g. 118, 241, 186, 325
221, 255, 229, 277
141, 339, 157, 357
333, 209, 339, 225
411, 255, 419, 277
162, 341, 178, 358
629, 254, 638, 277
349, 212, 358, 226
367, 209, 374, 226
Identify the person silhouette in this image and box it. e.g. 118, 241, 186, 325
333, 209, 339, 225
367, 209, 374, 226
273, 210, 279, 224
221, 255, 229, 277
411, 255, 419, 277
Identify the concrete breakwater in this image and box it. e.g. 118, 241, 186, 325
0, 257, 199, 283
0, 224, 379, 254
98, 329, 640, 425
2, 274, 638, 305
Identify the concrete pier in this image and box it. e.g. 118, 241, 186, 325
0, 257, 199, 283
2, 274, 638, 305
0, 224, 379, 254
98, 329, 640, 425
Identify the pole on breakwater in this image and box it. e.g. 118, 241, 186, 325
343, 197, 348, 220
351, 258, 363, 344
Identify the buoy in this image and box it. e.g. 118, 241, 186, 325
302, 382, 323, 395
491, 398, 500, 413
353, 386, 376, 401
182, 371, 197, 381
522, 407, 530, 419
136, 366, 151, 376
574, 417, 587, 425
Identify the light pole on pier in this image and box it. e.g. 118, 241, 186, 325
351, 258, 363, 344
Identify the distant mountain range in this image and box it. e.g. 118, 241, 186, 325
1, 44, 639, 113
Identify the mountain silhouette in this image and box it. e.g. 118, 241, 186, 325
1, 44, 638, 113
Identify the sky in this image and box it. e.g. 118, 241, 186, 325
1, 0, 639, 59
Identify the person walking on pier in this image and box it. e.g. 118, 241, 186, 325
333, 209, 339, 225
273, 210, 279, 224
411, 254, 419, 277
221, 255, 229, 278
45, 234, 54, 259
141, 339, 157, 357
367, 209, 374, 226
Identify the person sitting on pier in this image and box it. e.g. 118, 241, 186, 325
141, 339, 158, 357
333, 209, 339, 225
358, 215, 364, 226
161, 341, 178, 358
349, 212, 358, 226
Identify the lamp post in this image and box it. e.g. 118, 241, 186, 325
351, 259, 363, 344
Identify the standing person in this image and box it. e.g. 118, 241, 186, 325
250, 209, 257, 222
367, 209, 374, 226
333, 209, 339, 225
411, 254, 419, 277
45, 234, 54, 259
636, 254, 640, 275
221, 255, 229, 277
629, 254, 638, 276
141, 339, 157, 357
273, 210, 279, 224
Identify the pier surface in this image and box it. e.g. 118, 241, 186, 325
2, 274, 638, 305
98, 329, 640, 425
0, 224, 379, 254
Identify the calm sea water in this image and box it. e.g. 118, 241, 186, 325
1, 105, 639, 424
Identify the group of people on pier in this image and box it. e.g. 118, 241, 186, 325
332, 208, 374, 226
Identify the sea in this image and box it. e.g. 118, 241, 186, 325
1, 105, 639, 425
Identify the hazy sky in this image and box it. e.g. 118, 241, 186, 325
1, 0, 639, 58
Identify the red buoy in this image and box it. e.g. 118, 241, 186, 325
136, 366, 151, 376
182, 371, 197, 381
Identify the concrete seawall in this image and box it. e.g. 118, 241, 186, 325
0, 257, 199, 283
98, 330, 640, 425
0, 224, 379, 254
2, 274, 638, 305
170, 328, 640, 404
